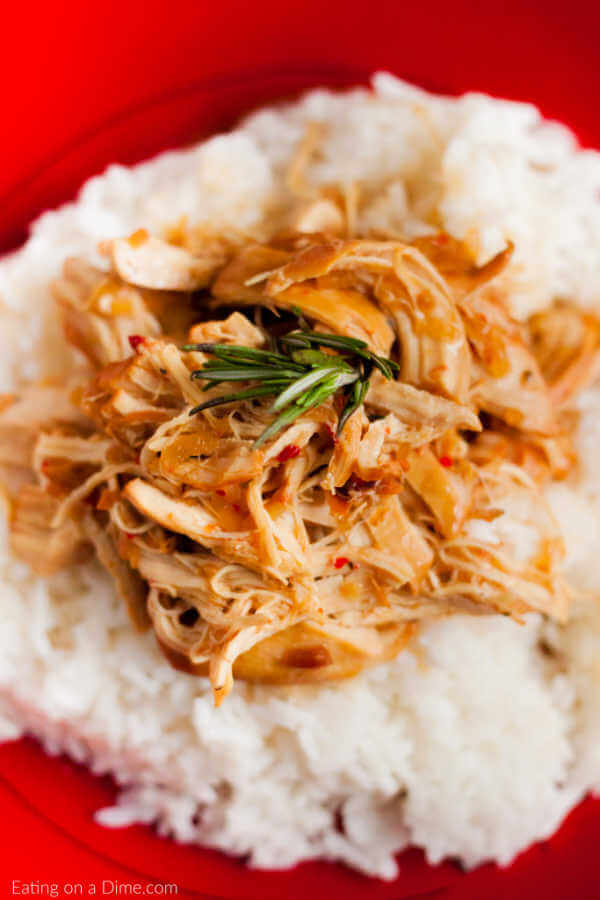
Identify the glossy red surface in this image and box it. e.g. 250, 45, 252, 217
2, 1, 600, 897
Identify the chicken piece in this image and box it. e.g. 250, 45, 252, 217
123, 478, 271, 576
212, 242, 394, 354
325, 380, 480, 489
323, 407, 366, 490
126, 540, 210, 595
280, 283, 395, 355
364, 495, 433, 585
187, 311, 264, 347
460, 289, 556, 434
157, 620, 415, 691
220, 279, 395, 356
534, 431, 578, 480
53, 257, 162, 367
264, 239, 470, 397
353, 416, 406, 483
81, 355, 178, 448
404, 447, 474, 537
80, 335, 208, 448
415, 236, 553, 432
438, 463, 570, 623
469, 425, 576, 485
156, 425, 263, 490
124, 478, 217, 537
413, 234, 514, 300
82, 331, 269, 483
336, 541, 421, 587
142, 537, 418, 701
366, 375, 480, 435
108, 231, 226, 291
377, 246, 471, 401
33, 432, 114, 472
437, 538, 570, 622
246, 468, 311, 577
211, 243, 292, 304
143, 363, 324, 494
81, 512, 149, 631
0, 384, 90, 471
528, 302, 600, 406
265, 240, 393, 292
10, 485, 91, 575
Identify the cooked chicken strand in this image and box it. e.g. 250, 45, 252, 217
2, 225, 585, 704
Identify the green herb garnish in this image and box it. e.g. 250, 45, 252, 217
183, 330, 399, 448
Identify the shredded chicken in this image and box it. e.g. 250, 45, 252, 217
263, 240, 472, 396
462, 290, 556, 434
0, 383, 89, 469
212, 242, 395, 354
108, 230, 227, 291
3, 223, 588, 705
529, 301, 600, 406
10, 485, 91, 575
53, 258, 162, 368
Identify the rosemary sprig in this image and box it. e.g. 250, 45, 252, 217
183, 331, 399, 447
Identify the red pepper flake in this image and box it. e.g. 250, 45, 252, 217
439, 455, 454, 468
277, 444, 301, 463
434, 232, 450, 246
232, 503, 241, 513
125, 532, 135, 539
216, 489, 226, 496
334, 556, 349, 569
128, 335, 145, 352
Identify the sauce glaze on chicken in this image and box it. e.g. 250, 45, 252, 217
1, 202, 597, 704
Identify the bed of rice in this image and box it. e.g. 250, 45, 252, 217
1, 73, 600, 880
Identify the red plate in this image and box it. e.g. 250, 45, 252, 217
2, 2, 600, 897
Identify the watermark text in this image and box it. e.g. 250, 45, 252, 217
10, 880, 178, 897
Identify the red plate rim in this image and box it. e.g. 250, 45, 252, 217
1, 58, 600, 900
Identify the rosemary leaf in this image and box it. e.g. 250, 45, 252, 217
337, 377, 370, 433
272, 366, 346, 412
254, 404, 309, 448
189, 384, 279, 415
186, 327, 399, 447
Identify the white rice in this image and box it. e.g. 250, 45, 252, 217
1, 73, 600, 880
